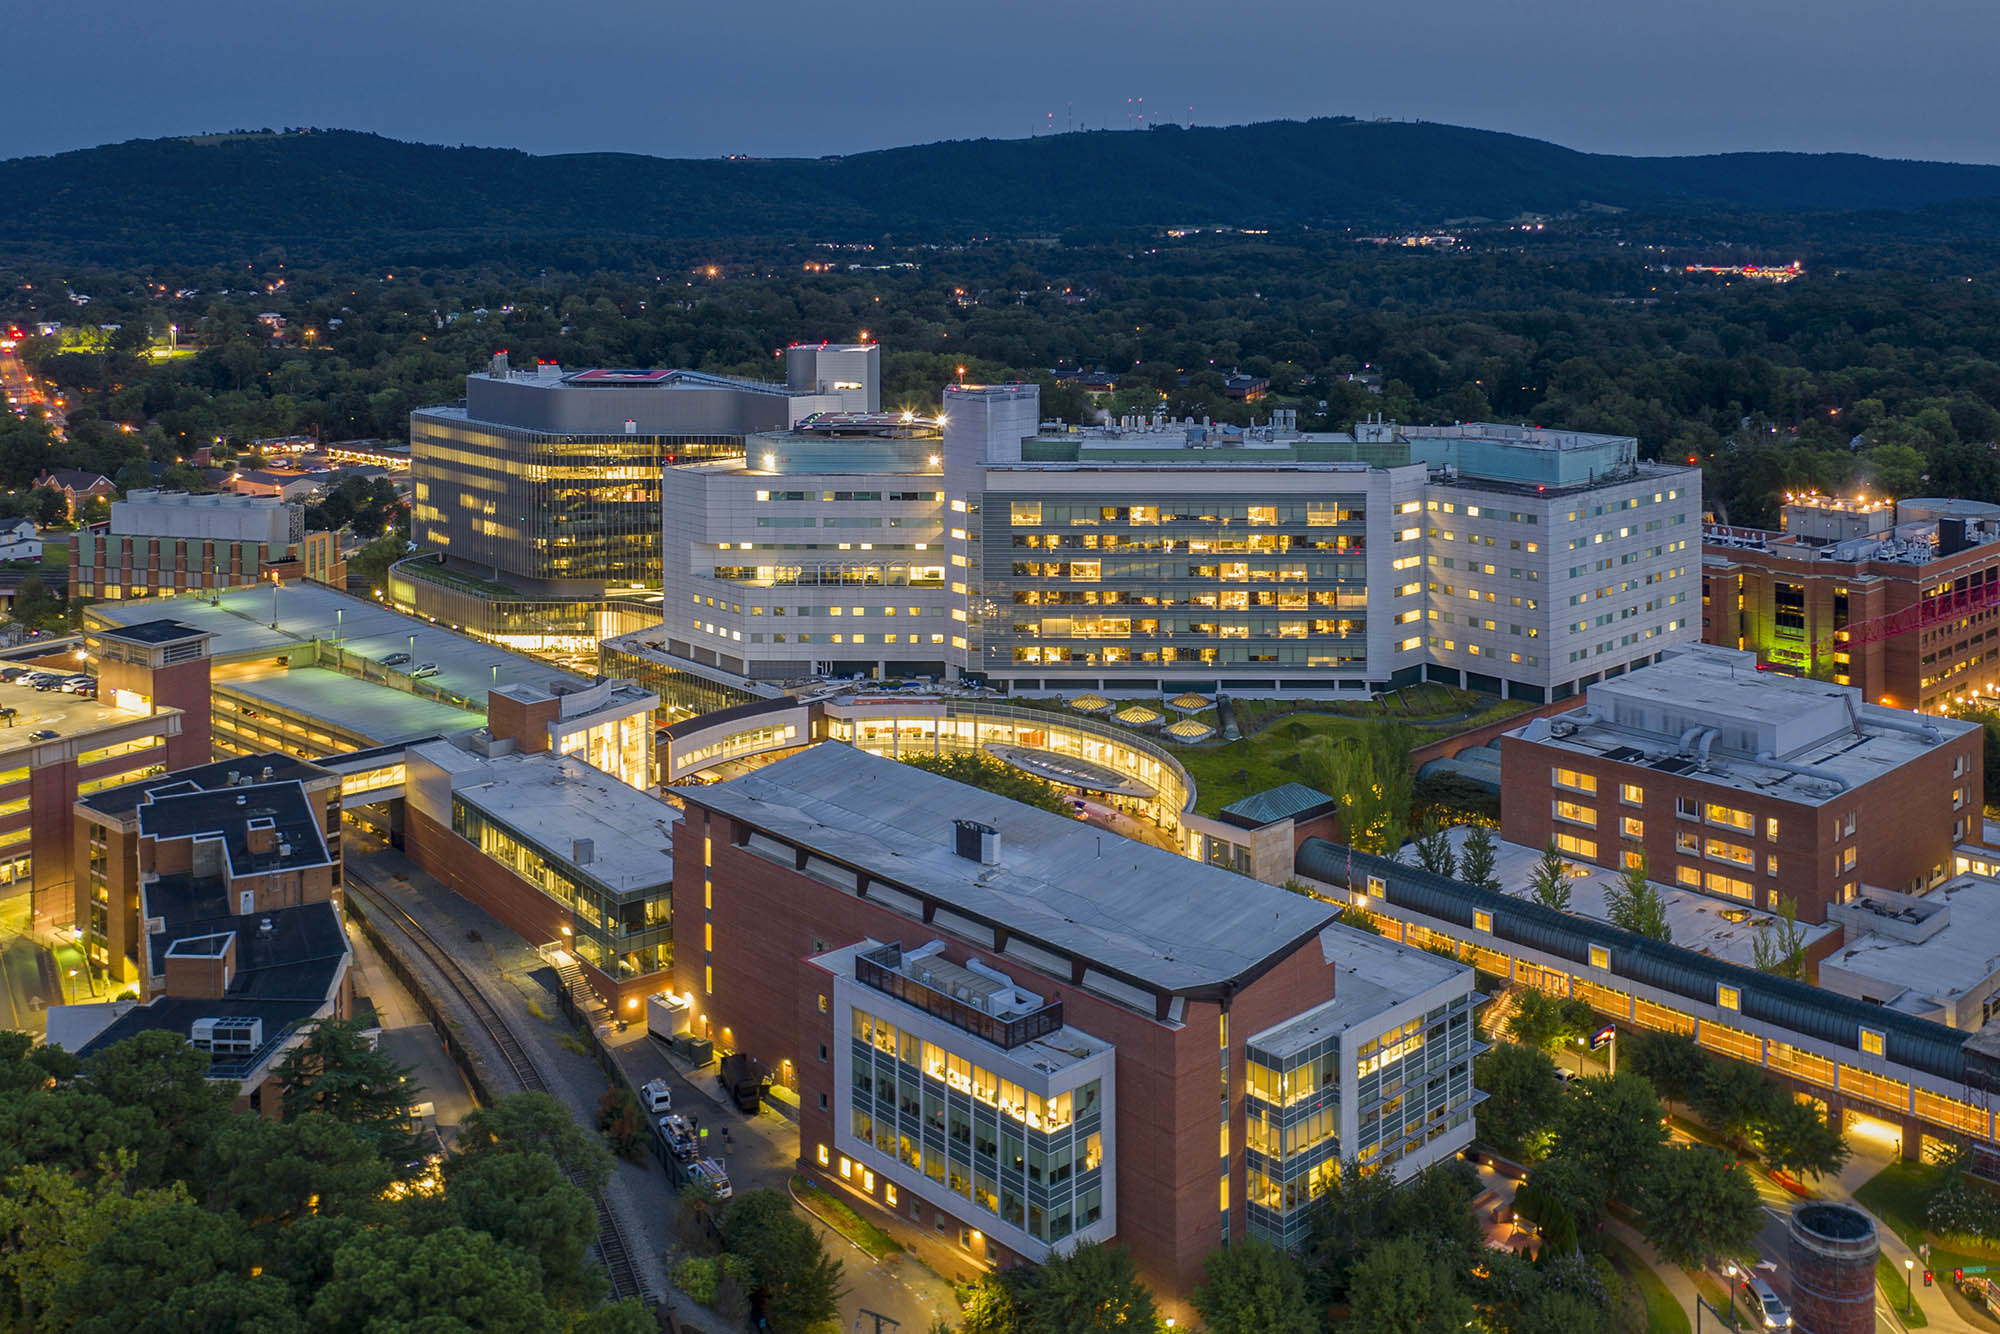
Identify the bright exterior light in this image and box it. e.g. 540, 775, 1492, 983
762, 453, 775, 469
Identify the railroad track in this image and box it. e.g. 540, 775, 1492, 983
347, 872, 651, 1308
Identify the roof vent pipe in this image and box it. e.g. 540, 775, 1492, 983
1863, 712, 1943, 747
1757, 752, 1852, 792
1694, 728, 1720, 770
1677, 724, 1706, 755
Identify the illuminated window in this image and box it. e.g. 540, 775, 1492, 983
1473, 910, 1492, 933
1621, 816, 1643, 839
1553, 799, 1597, 828
839, 1156, 852, 1179
1716, 984, 1740, 1012
1859, 1028, 1885, 1058
704, 965, 713, 995
1619, 783, 1644, 805
1554, 831, 1596, 860
817, 1144, 829, 1166
1552, 767, 1598, 795
1588, 944, 1610, 970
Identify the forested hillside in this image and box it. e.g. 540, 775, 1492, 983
6, 120, 2000, 264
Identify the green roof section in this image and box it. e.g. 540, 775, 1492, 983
1218, 782, 1335, 827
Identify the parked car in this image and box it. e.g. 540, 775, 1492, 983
1737, 1274, 1791, 1329
381, 652, 412, 667
27, 729, 57, 741
410, 662, 441, 679
32, 677, 63, 691
17, 672, 55, 688
0, 667, 25, 683
640, 1078, 673, 1114
60, 675, 92, 693
688, 1158, 731, 1199
660, 1113, 697, 1161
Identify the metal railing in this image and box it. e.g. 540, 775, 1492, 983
855, 943, 1064, 1050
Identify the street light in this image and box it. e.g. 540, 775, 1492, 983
1906, 1257, 1917, 1317
1723, 1262, 1739, 1330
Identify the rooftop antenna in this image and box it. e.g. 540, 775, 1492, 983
1067, 101, 1073, 133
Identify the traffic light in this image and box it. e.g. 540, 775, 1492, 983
1924, 1269, 1934, 1287
1957, 1269, 1966, 1283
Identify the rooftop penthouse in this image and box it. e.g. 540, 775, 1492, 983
1514, 644, 1976, 806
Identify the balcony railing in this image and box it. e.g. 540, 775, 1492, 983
856, 943, 1064, 1051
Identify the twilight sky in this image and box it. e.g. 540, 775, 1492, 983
7, 0, 1998, 165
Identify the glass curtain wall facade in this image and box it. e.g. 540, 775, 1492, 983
1243, 991, 1480, 1248
450, 797, 672, 979
980, 494, 1371, 678
847, 1004, 1107, 1249
411, 414, 741, 585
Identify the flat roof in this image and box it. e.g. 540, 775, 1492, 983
89, 583, 590, 699
216, 667, 486, 744
138, 781, 332, 878
0, 688, 158, 763
83, 752, 327, 817
1249, 924, 1468, 1058
1824, 875, 2000, 1013
415, 740, 678, 895
681, 743, 1337, 996
1511, 646, 1976, 805
1446, 827, 1838, 968
94, 618, 207, 646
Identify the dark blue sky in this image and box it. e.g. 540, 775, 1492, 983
8, 0, 1998, 164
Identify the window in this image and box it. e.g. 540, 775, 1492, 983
1473, 910, 1492, 933
1765, 817, 1780, 843
1676, 796, 1700, 820
817, 1144, 829, 1166
1675, 830, 1699, 855
1588, 944, 1611, 970
1704, 838, 1754, 868
1619, 783, 1644, 806
1704, 803, 1753, 832
1859, 1027, 1885, 1058
1716, 984, 1740, 1012
1553, 799, 1597, 827
1554, 831, 1596, 860
1552, 767, 1598, 795
1621, 816, 1643, 839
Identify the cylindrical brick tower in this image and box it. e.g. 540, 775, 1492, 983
1788, 1202, 1878, 1334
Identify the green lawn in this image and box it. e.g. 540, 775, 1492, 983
1854, 1159, 2000, 1275
789, 1174, 902, 1260
1876, 1251, 1929, 1327
1601, 1236, 1690, 1334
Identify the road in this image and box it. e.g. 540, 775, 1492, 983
0, 892, 51, 1034
604, 1024, 962, 1333
0, 338, 66, 437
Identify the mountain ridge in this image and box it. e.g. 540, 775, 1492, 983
6, 117, 2000, 265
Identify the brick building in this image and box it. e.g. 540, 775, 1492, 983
1701, 495, 2000, 712
72, 489, 343, 604
1500, 644, 1982, 924
53, 751, 352, 1114
674, 744, 1481, 1310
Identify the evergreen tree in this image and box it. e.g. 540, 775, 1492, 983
1527, 839, 1571, 913
1604, 847, 1671, 942
1459, 823, 1501, 890
1413, 817, 1457, 878
1752, 896, 1809, 979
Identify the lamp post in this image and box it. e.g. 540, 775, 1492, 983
1723, 1262, 1739, 1330
1906, 1257, 1917, 1317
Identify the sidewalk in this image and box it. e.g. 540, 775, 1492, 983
1829, 1148, 1991, 1334
1605, 1218, 1702, 1330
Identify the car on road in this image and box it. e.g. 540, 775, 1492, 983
381, 652, 412, 667
640, 1078, 673, 1114
659, 1113, 697, 1161
27, 729, 57, 741
689, 1158, 731, 1199
1736, 1274, 1791, 1329
410, 663, 441, 679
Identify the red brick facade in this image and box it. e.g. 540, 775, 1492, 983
676, 801, 1348, 1308
1703, 539, 2000, 712
1500, 727, 1982, 923
404, 806, 657, 1014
